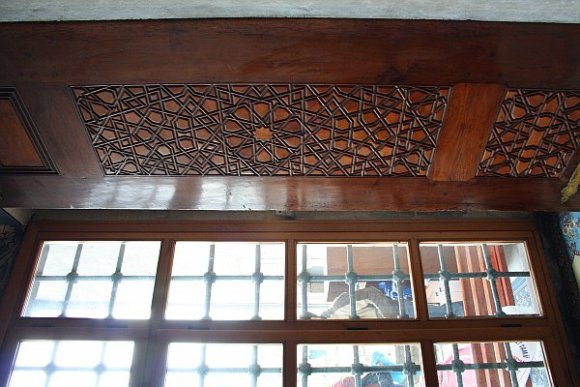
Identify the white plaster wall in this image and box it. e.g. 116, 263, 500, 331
0, 0, 579, 23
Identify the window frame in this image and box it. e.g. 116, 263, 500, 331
0, 219, 576, 386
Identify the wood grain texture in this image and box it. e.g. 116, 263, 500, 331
0, 175, 578, 211
73, 84, 448, 177
0, 20, 578, 87
14, 84, 101, 177
429, 84, 505, 181
0, 99, 43, 167
0, 20, 578, 210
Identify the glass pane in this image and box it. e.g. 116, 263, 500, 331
22, 241, 161, 319
420, 242, 542, 318
164, 343, 282, 387
435, 341, 551, 386
8, 340, 134, 387
298, 343, 424, 386
297, 243, 414, 320
166, 242, 285, 320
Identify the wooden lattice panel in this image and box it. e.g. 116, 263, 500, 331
478, 90, 580, 178
73, 84, 448, 176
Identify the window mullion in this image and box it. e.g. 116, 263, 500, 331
408, 238, 429, 322
420, 340, 439, 387
286, 240, 297, 322
283, 339, 297, 387
135, 238, 175, 387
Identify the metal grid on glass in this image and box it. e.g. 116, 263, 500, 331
298, 343, 424, 387
166, 242, 285, 320
435, 341, 550, 387
164, 343, 283, 387
420, 243, 541, 319
297, 243, 414, 320
8, 340, 134, 387
22, 241, 161, 319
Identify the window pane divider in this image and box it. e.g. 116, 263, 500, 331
137, 238, 175, 387
421, 340, 440, 387
409, 238, 429, 322
284, 338, 297, 387
285, 240, 297, 322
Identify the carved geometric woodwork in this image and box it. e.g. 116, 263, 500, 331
0, 88, 56, 174
73, 84, 449, 176
478, 90, 580, 178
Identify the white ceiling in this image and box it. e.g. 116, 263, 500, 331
0, 0, 579, 23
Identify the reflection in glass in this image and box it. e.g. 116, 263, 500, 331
298, 343, 424, 386
435, 341, 550, 386
297, 243, 415, 320
420, 242, 542, 319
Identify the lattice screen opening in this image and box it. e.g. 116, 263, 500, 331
298, 343, 424, 386
164, 343, 283, 387
420, 242, 541, 319
297, 243, 415, 320
8, 340, 134, 387
435, 341, 551, 386
22, 241, 161, 319
166, 242, 285, 320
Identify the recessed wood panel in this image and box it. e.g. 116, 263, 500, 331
74, 84, 449, 177
0, 88, 56, 174
478, 90, 580, 178
0, 99, 43, 167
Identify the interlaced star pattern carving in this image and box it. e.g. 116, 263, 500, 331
74, 84, 448, 176
478, 90, 579, 178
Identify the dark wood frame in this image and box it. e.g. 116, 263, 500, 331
0, 20, 579, 211
0, 219, 577, 386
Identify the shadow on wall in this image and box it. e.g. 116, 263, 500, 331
0, 209, 24, 298
560, 212, 580, 290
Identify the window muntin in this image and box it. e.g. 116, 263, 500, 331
297, 243, 414, 320
164, 343, 283, 387
22, 241, 161, 319
166, 242, 285, 320
297, 343, 424, 386
435, 341, 550, 386
420, 242, 541, 319
8, 340, 134, 387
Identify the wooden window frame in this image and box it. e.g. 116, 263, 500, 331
0, 219, 577, 386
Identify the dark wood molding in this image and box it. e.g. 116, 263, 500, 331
0, 175, 577, 211
0, 20, 578, 210
0, 88, 57, 175
0, 20, 578, 88
14, 84, 102, 178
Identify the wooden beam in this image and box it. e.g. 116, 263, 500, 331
0, 175, 577, 211
429, 83, 505, 181
0, 20, 578, 88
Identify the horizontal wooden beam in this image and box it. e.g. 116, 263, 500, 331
429, 83, 505, 181
0, 20, 578, 88
0, 176, 576, 211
